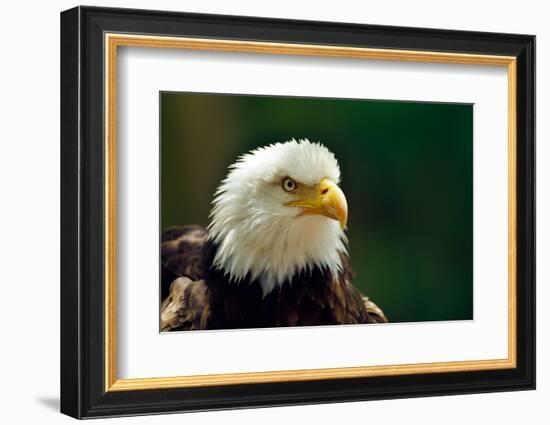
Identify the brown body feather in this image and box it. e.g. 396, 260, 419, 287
160, 225, 387, 331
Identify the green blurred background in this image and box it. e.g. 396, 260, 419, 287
161, 92, 473, 323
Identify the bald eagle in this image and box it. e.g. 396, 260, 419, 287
161, 139, 387, 331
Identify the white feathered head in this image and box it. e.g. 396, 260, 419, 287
208, 139, 348, 294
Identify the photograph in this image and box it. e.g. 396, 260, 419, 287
159, 92, 474, 331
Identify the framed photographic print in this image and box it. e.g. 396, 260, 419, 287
60, 6, 535, 419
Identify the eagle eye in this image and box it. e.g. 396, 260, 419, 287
282, 177, 297, 193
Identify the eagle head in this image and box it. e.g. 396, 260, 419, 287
208, 138, 348, 294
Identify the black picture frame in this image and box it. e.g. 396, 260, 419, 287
61, 5, 535, 419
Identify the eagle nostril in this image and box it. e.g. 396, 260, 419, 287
321, 188, 329, 195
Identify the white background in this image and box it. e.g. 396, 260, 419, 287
0, 0, 546, 424
118, 48, 509, 378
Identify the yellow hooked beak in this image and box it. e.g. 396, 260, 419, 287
285, 178, 348, 229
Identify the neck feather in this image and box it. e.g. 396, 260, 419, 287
208, 215, 347, 295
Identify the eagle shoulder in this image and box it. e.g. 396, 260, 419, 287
362, 296, 388, 323
309, 254, 388, 325
160, 277, 210, 331
287, 255, 388, 326
160, 225, 213, 331
161, 225, 211, 299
